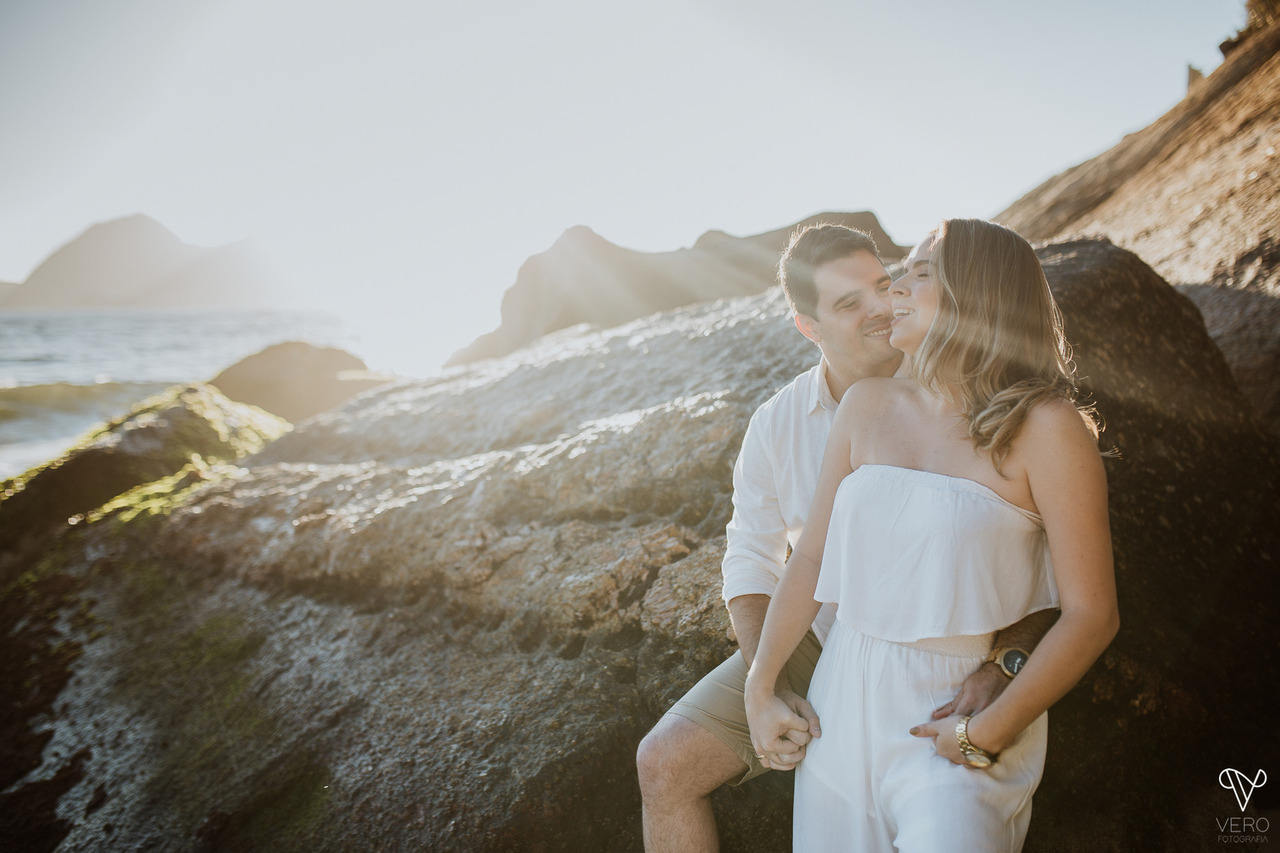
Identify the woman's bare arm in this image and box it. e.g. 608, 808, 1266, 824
918, 398, 1119, 759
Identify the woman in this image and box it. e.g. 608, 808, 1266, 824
744, 219, 1119, 851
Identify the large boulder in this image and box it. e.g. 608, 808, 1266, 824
0, 384, 289, 573
0, 384, 289, 849
1177, 284, 1280, 439
210, 341, 390, 424
2, 240, 1276, 851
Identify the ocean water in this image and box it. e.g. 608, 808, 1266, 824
0, 310, 361, 478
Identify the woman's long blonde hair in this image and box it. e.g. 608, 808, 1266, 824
911, 218, 1095, 470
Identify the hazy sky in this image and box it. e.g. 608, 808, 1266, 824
0, 0, 1247, 373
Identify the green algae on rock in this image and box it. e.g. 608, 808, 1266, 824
0, 384, 288, 574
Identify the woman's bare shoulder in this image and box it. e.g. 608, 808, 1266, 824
839, 376, 911, 408
1020, 395, 1100, 456
833, 376, 913, 433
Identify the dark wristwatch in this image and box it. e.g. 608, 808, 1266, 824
986, 646, 1029, 679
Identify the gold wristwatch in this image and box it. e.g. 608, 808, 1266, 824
955, 715, 995, 769
986, 646, 1029, 679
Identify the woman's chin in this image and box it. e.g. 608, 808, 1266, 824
888, 332, 918, 355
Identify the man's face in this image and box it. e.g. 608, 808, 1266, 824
797, 250, 900, 380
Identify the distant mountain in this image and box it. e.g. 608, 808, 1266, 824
448, 211, 906, 365
0, 215, 287, 310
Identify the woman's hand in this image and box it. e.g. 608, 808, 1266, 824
909, 714, 993, 767
745, 682, 820, 771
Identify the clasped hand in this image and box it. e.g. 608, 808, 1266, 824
744, 687, 821, 771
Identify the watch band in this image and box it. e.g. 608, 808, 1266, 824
955, 715, 996, 768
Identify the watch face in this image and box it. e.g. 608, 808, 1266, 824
965, 752, 993, 768
1002, 649, 1028, 675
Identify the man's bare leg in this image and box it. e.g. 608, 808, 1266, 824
637, 713, 749, 853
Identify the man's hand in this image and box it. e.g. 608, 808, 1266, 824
928, 609, 1058, 720
929, 661, 1006, 720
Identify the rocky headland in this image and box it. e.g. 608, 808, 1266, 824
996, 16, 1280, 437
0, 215, 290, 311
446, 212, 906, 365
3, 16, 1280, 853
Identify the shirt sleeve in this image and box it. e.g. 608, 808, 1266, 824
721, 406, 790, 606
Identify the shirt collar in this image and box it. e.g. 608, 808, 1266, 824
808, 359, 841, 414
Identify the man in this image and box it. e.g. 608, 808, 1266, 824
636, 224, 1057, 851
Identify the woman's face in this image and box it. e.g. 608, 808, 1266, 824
889, 236, 940, 354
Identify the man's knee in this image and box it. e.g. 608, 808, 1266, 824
637, 715, 683, 792
637, 714, 744, 800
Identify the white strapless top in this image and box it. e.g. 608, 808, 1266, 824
814, 465, 1059, 642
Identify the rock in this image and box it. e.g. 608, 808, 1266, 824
1177, 284, 1280, 438
998, 17, 1280, 440
447, 212, 907, 365
210, 341, 390, 424
996, 20, 1280, 292
995, 19, 1280, 436
0, 384, 289, 850
1026, 241, 1279, 849
2, 239, 1276, 852
0, 384, 289, 574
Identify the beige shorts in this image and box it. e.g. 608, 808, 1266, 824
668, 631, 823, 785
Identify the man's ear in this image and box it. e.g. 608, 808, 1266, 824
794, 313, 822, 343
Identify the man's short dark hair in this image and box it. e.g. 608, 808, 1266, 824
779, 225, 880, 317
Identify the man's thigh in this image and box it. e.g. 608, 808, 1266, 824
667, 630, 822, 786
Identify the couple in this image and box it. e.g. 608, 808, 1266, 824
637, 220, 1119, 851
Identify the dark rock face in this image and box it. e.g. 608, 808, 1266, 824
210, 341, 389, 424
2, 240, 1276, 852
1178, 284, 1280, 439
447, 212, 906, 365
1026, 241, 1279, 850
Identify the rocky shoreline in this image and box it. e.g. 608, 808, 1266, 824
2, 238, 1277, 851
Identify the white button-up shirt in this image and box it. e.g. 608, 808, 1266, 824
722, 361, 839, 645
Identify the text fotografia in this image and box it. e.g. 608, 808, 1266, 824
1217, 769, 1270, 845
